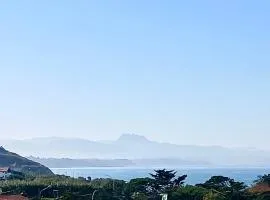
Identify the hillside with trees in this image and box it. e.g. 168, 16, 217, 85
0, 146, 53, 176
0, 169, 270, 199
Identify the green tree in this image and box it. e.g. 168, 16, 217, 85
150, 169, 187, 192
170, 185, 208, 200
256, 192, 270, 200
203, 191, 226, 200
132, 192, 148, 200
197, 176, 247, 200
197, 176, 246, 191
125, 178, 153, 194
255, 174, 270, 186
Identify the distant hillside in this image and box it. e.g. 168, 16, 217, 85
1, 134, 270, 166
29, 157, 134, 168
29, 157, 208, 168
0, 146, 53, 176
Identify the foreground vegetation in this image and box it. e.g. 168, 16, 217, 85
0, 169, 270, 199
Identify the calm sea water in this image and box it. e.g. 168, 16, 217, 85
51, 167, 270, 185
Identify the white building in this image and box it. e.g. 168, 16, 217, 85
0, 167, 11, 180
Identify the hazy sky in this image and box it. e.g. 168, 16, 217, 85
0, 1, 269, 149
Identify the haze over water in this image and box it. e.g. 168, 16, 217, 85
51, 167, 270, 185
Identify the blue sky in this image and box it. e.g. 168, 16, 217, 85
0, 1, 269, 149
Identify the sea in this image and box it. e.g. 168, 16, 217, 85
51, 167, 270, 186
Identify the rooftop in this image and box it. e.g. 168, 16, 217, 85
0, 195, 28, 200
0, 167, 10, 173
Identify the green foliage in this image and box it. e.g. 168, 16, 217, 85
199, 176, 244, 191
132, 192, 148, 200
170, 185, 208, 200
197, 176, 246, 191
0, 175, 93, 198
203, 191, 226, 200
197, 176, 249, 200
0, 169, 267, 200
256, 192, 270, 200
255, 174, 270, 186
150, 169, 177, 186
150, 169, 187, 193
125, 177, 153, 194
7, 170, 26, 180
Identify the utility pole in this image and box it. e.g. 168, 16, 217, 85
38, 185, 52, 199
91, 190, 98, 200
160, 193, 168, 200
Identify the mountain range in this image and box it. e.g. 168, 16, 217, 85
1, 134, 270, 167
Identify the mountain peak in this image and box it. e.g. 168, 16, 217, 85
0, 146, 8, 154
117, 134, 150, 143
